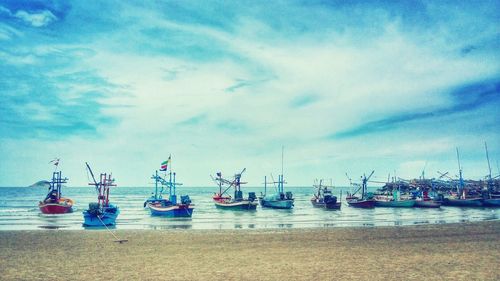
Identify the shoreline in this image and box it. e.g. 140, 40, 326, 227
1, 221, 499, 280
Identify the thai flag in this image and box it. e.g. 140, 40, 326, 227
160, 156, 171, 171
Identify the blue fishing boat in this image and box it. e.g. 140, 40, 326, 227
212, 169, 258, 210
143, 169, 170, 208
146, 167, 194, 217
259, 147, 294, 209
259, 175, 294, 209
83, 162, 120, 227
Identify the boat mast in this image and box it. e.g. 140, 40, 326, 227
264, 176, 267, 196
485, 142, 492, 181
155, 170, 159, 199
484, 142, 494, 192
456, 148, 464, 198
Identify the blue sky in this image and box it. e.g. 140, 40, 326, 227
0, 0, 499, 187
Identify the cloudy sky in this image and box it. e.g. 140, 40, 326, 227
0, 0, 499, 187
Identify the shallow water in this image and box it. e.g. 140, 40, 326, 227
0, 186, 498, 230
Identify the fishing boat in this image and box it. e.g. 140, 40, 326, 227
310, 179, 341, 210
374, 189, 416, 208
259, 147, 294, 209
39, 161, 74, 214
414, 191, 441, 208
212, 169, 258, 210
144, 157, 173, 207
82, 162, 120, 227
442, 193, 483, 207
346, 171, 376, 208
146, 168, 194, 217
441, 148, 483, 207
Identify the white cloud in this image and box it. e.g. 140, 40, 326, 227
14, 9, 57, 27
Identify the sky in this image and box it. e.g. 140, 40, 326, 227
0, 0, 499, 187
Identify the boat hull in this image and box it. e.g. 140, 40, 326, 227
149, 204, 194, 217
414, 200, 441, 208
325, 202, 341, 210
39, 198, 74, 214
311, 199, 325, 208
310, 199, 341, 210
375, 200, 415, 208
214, 200, 258, 210
442, 198, 483, 207
481, 199, 500, 207
347, 199, 375, 208
83, 206, 120, 226
260, 199, 293, 209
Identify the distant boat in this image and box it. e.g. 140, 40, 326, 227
442, 194, 483, 207
374, 190, 416, 208
82, 162, 120, 227
346, 171, 376, 208
441, 148, 483, 207
259, 147, 294, 209
146, 168, 194, 218
39, 167, 74, 214
259, 175, 294, 209
212, 169, 258, 210
310, 179, 341, 210
414, 200, 441, 208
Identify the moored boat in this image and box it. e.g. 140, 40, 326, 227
442, 196, 483, 207
346, 198, 375, 208
259, 176, 294, 209
310, 180, 341, 210
39, 160, 74, 214
346, 171, 376, 209
374, 191, 416, 208
374, 197, 416, 208
212, 169, 258, 211
145, 159, 194, 217
82, 162, 120, 227
259, 148, 294, 209
441, 148, 484, 208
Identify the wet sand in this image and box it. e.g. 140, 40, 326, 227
0, 221, 499, 281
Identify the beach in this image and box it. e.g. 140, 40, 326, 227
0, 221, 498, 281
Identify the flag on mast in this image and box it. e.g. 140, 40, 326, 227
49, 158, 60, 166
160, 155, 171, 171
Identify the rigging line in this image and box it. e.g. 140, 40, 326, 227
96, 215, 127, 243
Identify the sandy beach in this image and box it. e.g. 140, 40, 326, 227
0, 221, 499, 281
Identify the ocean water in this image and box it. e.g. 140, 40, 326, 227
0, 186, 499, 230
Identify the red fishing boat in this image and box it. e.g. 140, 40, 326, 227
39, 161, 74, 214
346, 171, 376, 208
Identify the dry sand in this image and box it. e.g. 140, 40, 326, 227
0, 221, 499, 281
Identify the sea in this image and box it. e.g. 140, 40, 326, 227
0, 186, 499, 230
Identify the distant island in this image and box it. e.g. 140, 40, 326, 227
29, 181, 50, 188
